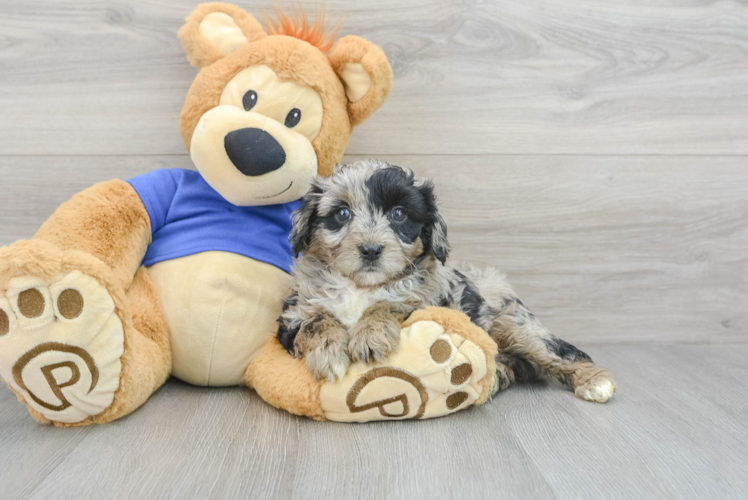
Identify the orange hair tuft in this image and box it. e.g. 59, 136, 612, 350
265, 5, 341, 53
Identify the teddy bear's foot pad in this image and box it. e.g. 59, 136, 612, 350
0, 271, 124, 423
320, 320, 489, 422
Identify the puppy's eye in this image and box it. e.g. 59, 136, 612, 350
390, 207, 407, 222
285, 108, 302, 128
334, 207, 351, 222
243, 90, 258, 111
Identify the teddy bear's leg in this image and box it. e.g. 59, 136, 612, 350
246, 337, 327, 421
316, 308, 500, 422
82, 265, 171, 427
33, 180, 152, 291
0, 180, 170, 426
248, 308, 500, 422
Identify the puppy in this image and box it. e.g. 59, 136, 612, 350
277, 160, 616, 403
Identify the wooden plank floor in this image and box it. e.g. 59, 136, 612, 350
2, 344, 747, 499
1, 0, 747, 498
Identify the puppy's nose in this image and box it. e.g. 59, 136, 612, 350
360, 244, 384, 263
224, 128, 286, 176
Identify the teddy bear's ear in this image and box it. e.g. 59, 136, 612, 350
178, 3, 267, 68
327, 36, 393, 127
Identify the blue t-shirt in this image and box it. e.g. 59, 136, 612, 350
127, 169, 301, 272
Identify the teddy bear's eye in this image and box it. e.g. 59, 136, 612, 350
285, 108, 302, 128
242, 90, 258, 111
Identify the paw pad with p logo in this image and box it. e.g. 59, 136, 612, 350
320, 320, 489, 422
0, 271, 124, 423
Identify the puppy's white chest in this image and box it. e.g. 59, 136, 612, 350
329, 287, 376, 329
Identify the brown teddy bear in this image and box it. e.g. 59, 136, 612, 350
0, 3, 498, 426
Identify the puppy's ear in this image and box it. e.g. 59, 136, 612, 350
430, 211, 450, 265
290, 183, 323, 257
418, 180, 450, 265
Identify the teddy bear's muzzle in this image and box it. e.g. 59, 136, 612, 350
190, 105, 318, 206
224, 128, 286, 176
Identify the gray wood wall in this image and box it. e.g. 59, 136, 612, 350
1, 0, 746, 346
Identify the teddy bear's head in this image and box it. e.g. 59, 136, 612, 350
177, 3, 393, 206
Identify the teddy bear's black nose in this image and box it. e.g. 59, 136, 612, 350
224, 128, 286, 176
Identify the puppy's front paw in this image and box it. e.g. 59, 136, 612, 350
348, 318, 400, 364
293, 311, 351, 381
305, 343, 350, 382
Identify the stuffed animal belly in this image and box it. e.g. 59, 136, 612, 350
149, 251, 292, 386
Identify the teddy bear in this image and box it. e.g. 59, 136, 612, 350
0, 3, 499, 426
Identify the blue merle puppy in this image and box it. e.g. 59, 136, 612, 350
277, 159, 616, 403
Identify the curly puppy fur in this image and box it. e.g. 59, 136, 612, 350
294, 309, 350, 381
277, 160, 616, 401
